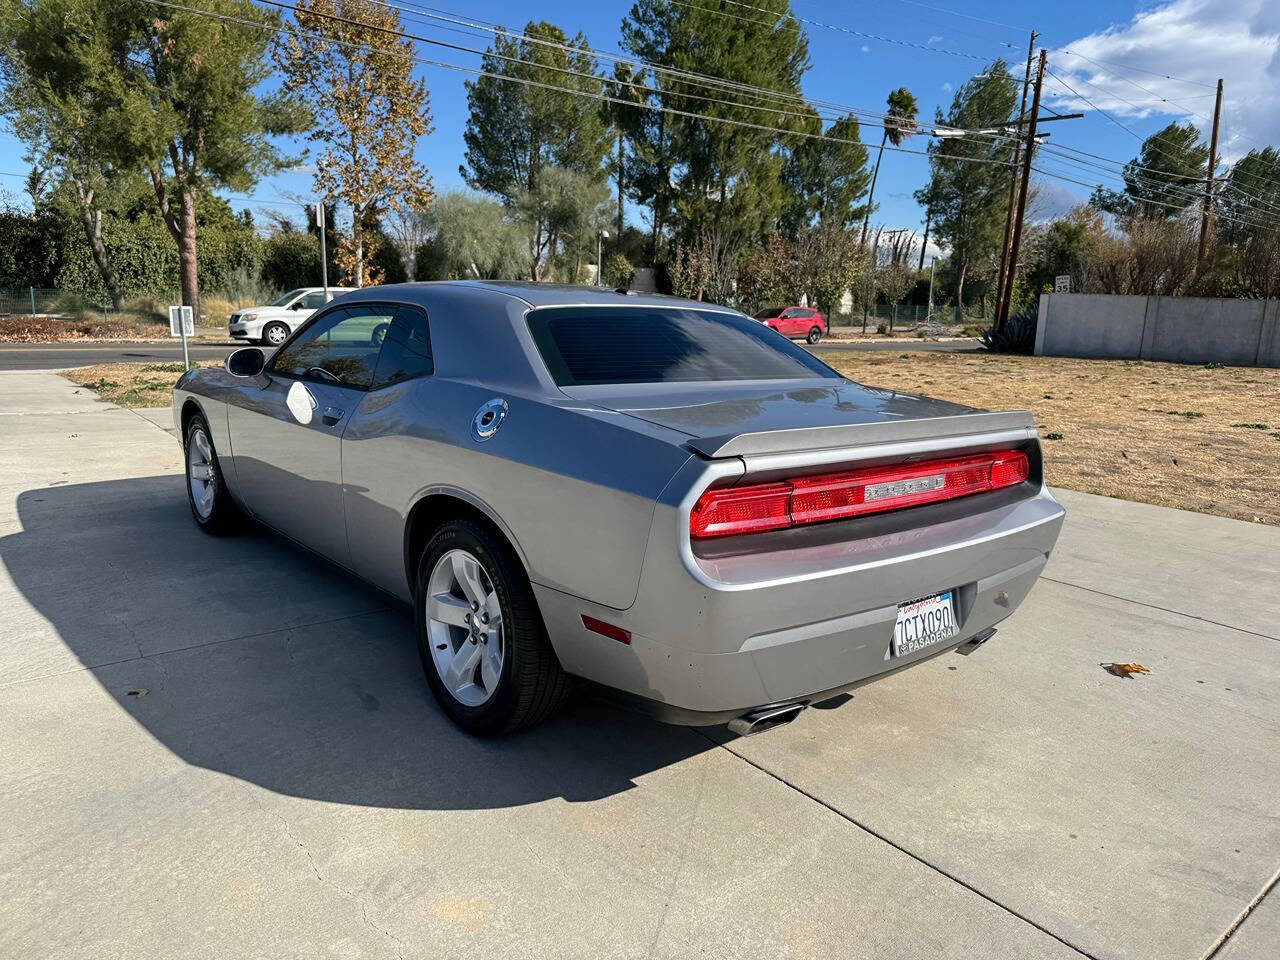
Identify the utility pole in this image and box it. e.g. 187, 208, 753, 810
993, 30, 1037, 328
996, 49, 1046, 332
1197, 78, 1224, 267
926, 257, 936, 323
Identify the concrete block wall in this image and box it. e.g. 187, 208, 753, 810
1035, 293, 1280, 368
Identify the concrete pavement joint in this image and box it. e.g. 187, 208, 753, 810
1202, 863, 1280, 960
694, 728, 1100, 960
231, 775, 408, 960
0, 607, 390, 690
1040, 575, 1280, 643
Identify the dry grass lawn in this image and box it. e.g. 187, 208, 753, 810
815, 350, 1280, 525
61, 362, 217, 409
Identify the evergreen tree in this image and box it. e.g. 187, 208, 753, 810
781, 113, 871, 236
461, 20, 612, 278
1091, 122, 1208, 222
917, 63, 1017, 312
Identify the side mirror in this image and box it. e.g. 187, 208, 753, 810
226, 347, 266, 379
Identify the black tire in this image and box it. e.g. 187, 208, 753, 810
261, 321, 289, 347
183, 413, 241, 535
806, 326, 822, 344
415, 518, 570, 736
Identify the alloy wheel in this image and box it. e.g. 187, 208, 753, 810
425, 549, 505, 707
187, 426, 216, 520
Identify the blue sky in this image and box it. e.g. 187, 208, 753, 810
2, 0, 1277, 250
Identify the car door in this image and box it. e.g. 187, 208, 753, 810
293, 290, 327, 318
778, 308, 801, 337
226, 303, 394, 563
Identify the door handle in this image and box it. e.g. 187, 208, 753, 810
321, 406, 345, 426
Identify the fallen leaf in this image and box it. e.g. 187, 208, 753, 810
1103, 662, 1149, 678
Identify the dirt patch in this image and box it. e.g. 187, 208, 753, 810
60, 362, 217, 409
814, 350, 1280, 525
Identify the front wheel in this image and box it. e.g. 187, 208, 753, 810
184, 414, 241, 535
261, 321, 289, 346
806, 326, 822, 344
415, 518, 570, 736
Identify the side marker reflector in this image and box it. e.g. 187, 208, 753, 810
581, 614, 631, 645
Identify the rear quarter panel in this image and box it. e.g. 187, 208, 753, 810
341, 376, 694, 609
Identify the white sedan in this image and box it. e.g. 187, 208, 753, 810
229, 287, 355, 346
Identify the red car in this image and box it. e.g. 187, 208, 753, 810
753, 305, 826, 344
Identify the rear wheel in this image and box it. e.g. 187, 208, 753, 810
806, 326, 822, 344
415, 518, 570, 735
184, 414, 241, 535
262, 321, 289, 346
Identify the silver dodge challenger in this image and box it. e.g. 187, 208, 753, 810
172, 282, 1064, 736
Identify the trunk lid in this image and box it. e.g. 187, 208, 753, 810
563, 379, 1035, 458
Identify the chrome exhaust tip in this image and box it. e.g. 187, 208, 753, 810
728, 702, 806, 737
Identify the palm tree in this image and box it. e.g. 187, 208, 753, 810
860, 87, 919, 246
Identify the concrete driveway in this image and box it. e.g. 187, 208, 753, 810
1, 371, 1276, 960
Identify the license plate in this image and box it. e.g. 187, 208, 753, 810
893, 591, 958, 657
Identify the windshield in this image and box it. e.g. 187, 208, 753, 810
270, 289, 307, 307
753, 307, 784, 319
526, 307, 840, 386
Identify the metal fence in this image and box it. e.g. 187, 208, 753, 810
0, 287, 68, 316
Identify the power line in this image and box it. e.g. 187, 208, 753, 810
142, 1, 1280, 229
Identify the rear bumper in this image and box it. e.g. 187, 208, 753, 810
535, 485, 1064, 722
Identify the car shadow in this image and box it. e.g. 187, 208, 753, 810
1, 476, 713, 811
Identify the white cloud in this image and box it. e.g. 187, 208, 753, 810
941, 81, 953, 93
860, 44, 870, 53
927, 35, 943, 44
1047, 0, 1280, 160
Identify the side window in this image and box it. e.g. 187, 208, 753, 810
371, 306, 433, 389
270, 304, 395, 390
298, 291, 327, 310
781, 308, 799, 319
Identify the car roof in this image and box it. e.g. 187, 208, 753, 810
336, 280, 740, 313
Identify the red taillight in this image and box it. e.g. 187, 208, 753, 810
690, 450, 1029, 539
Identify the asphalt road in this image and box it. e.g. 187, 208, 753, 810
2, 370, 1278, 960
0, 336, 979, 370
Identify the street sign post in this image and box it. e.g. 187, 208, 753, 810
169, 304, 194, 370
317, 201, 329, 302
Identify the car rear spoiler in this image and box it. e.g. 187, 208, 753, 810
685, 410, 1038, 459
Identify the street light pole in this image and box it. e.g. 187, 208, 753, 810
597, 229, 610, 286
926, 257, 935, 324
317, 201, 329, 301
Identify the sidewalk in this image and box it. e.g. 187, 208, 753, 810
1, 370, 1277, 959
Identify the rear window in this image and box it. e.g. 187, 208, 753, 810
527, 306, 841, 386
753, 307, 784, 319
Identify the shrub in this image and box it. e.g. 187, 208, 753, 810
875, 322, 889, 335
602, 251, 635, 289
979, 306, 1037, 354
260, 231, 322, 292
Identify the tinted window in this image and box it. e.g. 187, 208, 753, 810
270, 304, 394, 389
753, 307, 783, 319
298, 291, 327, 310
527, 307, 841, 386
372, 306, 433, 388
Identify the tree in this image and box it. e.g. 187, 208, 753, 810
1021, 204, 1104, 301
737, 232, 801, 313
781, 112, 871, 235
861, 87, 918, 245
2, 0, 303, 318
604, 61, 646, 239
917, 64, 1017, 314
512, 165, 612, 281
279, 0, 434, 287
461, 20, 612, 278
621, 0, 810, 248
1090, 122, 1208, 222
412, 191, 531, 280
796, 224, 864, 324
